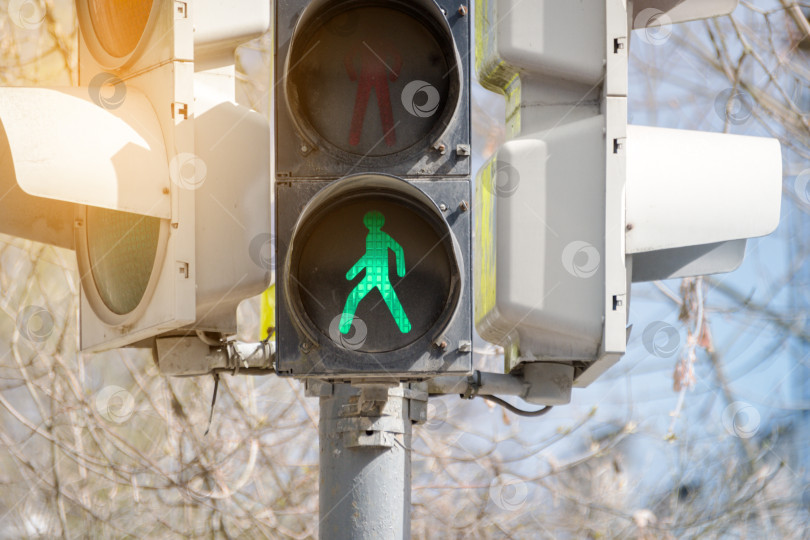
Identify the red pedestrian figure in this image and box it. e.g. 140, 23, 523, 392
344, 37, 402, 147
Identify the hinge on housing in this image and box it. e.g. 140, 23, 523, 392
172, 102, 188, 120
174, 1, 188, 19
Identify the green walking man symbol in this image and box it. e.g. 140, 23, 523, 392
339, 210, 412, 334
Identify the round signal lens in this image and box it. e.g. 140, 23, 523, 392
285, 174, 462, 355
85, 207, 160, 316
77, 0, 158, 69
286, 2, 461, 160
87, 0, 153, 58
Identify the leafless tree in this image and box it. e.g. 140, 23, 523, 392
1, 1, 809, 538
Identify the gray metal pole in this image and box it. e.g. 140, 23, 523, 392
318, 382, 424, 540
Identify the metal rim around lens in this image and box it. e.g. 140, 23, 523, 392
284, 174, 463, 355
74, 205, 170, 327
76, 0, 160, 70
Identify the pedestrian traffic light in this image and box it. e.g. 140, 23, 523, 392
0, 1, 271, 351
475, 0, 781, 387
274, 0, 472, 378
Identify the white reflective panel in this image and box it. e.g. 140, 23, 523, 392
194, 0, 270, 54
632, 0, 737, 28
626, 125, 781, 254
0, 87, 170, 219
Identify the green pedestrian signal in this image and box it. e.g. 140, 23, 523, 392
340, 211, 412, 335
277, 173, 471, 378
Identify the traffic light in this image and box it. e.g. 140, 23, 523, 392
274, 0, 472, 378
475, 0, 781, 387
0, 1, 271, 351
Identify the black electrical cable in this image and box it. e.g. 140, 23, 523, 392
203, 373, 220, 436
478, 394, 553, 417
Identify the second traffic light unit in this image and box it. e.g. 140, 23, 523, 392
474, 0, 781, 390
274, 0, 472, 378
0, 1, 271, 353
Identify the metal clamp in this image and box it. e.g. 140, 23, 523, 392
461, 370, 481, 400
335, 383, 428, 448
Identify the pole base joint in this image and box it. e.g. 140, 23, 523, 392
326, 383, 428, 448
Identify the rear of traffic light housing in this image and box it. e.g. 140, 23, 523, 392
274, 0, 473, 379
475, 0, 781, 387
0, 0, 272, 351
